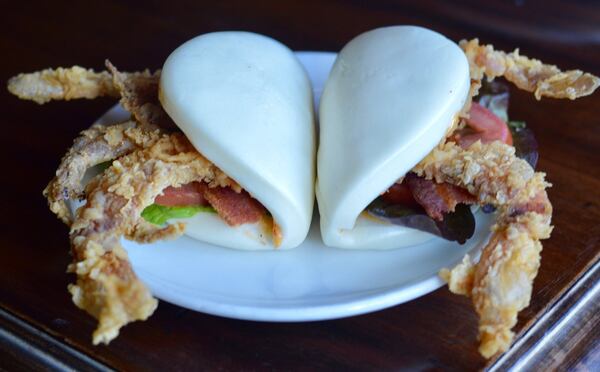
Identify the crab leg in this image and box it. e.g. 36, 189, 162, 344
105, 61, 175, 129
461, 39, 600, 100
69, 133, 234, 344
44, 121, 162, 224
8, 66, 118, 104
413, 140, 552, 357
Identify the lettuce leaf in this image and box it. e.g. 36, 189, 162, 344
477, 80, 539, 169
508, 121, 539, 168
97, 160, 113, 171
141, 204, 216, 225
477, 80, 510, 122
366, 198, 475, 244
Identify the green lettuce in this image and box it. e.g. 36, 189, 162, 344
141, 204, 216, 225
97, 160, 113, 171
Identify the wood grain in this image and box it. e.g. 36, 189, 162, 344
493, 261, 600, 371
1, 1, 599, 370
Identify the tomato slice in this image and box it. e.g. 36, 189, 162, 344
382, 182, 418, 207
453, 102, 513, 148
154, 182, 209, 207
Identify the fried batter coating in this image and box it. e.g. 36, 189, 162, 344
413, 141, 552, 358
461, 39, 600, 100
69, 133, 235, 344
449, 40, 599, 138
127, 219, 187, 243
105, 61, 175, 129
44, 121, 162, 224
39, 62, 176, 225
6, 63, 178, 121
7, 66, 119, 104
425, 40, 596, 358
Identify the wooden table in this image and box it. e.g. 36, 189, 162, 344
1, 1, 599, 370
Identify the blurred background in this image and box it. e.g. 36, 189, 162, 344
3, 0, 599, 177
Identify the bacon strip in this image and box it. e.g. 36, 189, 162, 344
154, 181, 266, 226
154, 182, 208, 206
382, 182, 418, 207
203, 187, 266, 226
405, 173, 476, 220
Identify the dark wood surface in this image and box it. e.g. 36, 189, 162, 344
1, 1, 599, 370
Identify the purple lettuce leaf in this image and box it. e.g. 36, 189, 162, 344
366, 198, 475, 244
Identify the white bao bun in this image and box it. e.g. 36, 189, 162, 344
317, 26, 470, 249
160, 32, 315, 250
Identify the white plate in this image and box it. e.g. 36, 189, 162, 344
91, 51, 493, 322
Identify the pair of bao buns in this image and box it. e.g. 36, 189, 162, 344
161, 26, 469, 250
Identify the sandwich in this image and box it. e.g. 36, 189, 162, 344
8, 31, 315, 343
316, 25, 599, 357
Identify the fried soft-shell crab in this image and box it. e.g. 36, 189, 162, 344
7, 41, 599, 357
